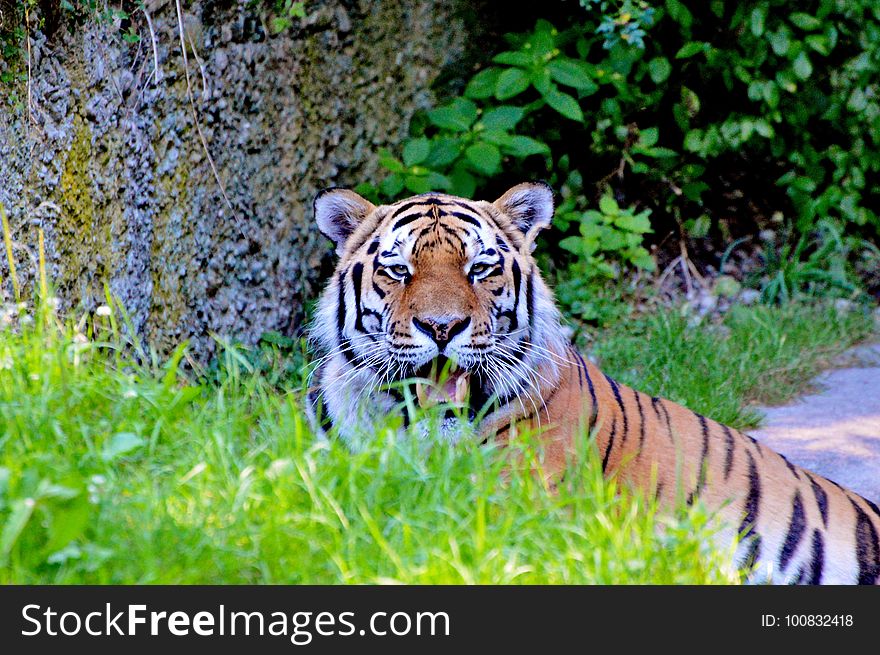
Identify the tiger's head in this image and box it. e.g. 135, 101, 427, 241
310, 182, 568, 440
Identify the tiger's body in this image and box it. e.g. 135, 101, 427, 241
308, 182, 880, 584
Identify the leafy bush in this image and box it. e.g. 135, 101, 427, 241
751, 219, 864, 303
360, 0, 880, 307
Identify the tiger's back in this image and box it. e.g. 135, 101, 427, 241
511, 346, 880, 584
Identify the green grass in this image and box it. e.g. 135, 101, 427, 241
592, 302, 875, 430
0, 299, 874, 584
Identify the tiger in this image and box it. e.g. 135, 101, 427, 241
307, 181, 880, 585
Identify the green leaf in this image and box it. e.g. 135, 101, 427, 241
402, 137, 430, 167
405, 175, 432, 194
465, 67, 502, 100
425, 172, 452, 190
0, 498, 35, 564
805, 34, 831, 56
547, 59, 597, 94
378, 149, 404, 173
639, 127, 659, 148
789, 13, 821, 31
45, 493, 90, 554
450, 167, 476, 198
481, 106, 525, 131
599, 228, 625, 251
792, 51, 812, 80
530, 67, 553, 95
675, 42, 706, 59
480, 129, 514, 147
615, 213, 653, 233
544, 87, 583, 122
768, 29, 790, 56
647, 57, 671, 84
598, 195, 619, 215
750, 7, 765, 37
683, 129, 703, 152
380, 173, 404, 197
682, 181, 709, 202
651, 147, 679, 159
495, 68, 530, 100
427, 99, 477, 131
665, 0, 693, 29
754, 119, 774, 138
492, 51, 532, 67
559, 236, 585, 255
425, 138, 461, 168
103, 432, 144, 462
761, 81, 780, 108
629, 247, 656, 271
465, 142, 502, 175
504, 136, 550, 157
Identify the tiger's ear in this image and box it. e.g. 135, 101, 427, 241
493, 182, 554, 251
313, 188, 376, 255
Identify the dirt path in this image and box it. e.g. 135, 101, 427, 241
751, 343, 880, 503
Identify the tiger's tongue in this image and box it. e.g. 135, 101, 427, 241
415, 368, 470, 408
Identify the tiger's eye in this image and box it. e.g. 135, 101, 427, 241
389, 264, 410, 277
469, 263, 491, 277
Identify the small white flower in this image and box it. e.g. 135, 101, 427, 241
95, 305, 112, 317
123, 389, 137, 399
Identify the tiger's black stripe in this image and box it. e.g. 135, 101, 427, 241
392, 212, 425, 232
739, 451, 761, 541
741, 536, 762, 574
686, 413, 711, 506
449, 211, 482, 228
308, 388, 335, 433
525, 271, 535, 332
809, 530, 824, 584
633, 390, 647, 454
351, 263, 366, 332
722, 425, 736, 480
336, 270, 347, 335
389, 196, 444, 218
602, 417, 617, 472
851, 498, 880, 584
778, 491, 806, 572
576, 352, 599, 432
604, 375, 628, 445
808, 474, 829, 528
780, 454, 800, 479
651, 397, 674, 442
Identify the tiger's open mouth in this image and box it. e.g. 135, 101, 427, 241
414, 355, 471, 408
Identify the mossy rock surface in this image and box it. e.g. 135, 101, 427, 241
0, 0, 470, 359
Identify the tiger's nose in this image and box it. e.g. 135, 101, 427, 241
412, 316, 471, 350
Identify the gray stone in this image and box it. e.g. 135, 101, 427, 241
0, 0, 471, 360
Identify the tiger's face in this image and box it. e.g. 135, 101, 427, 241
312, 182, 564, 423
